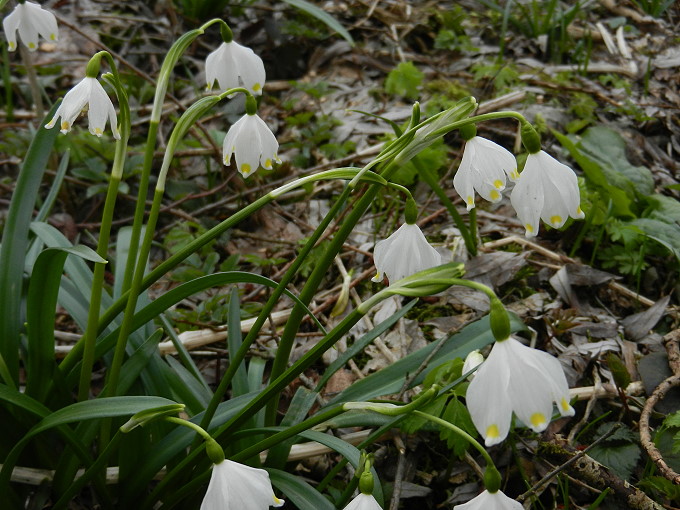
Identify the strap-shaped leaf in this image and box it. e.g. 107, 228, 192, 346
282, 0, 354, 45
0, 101, 60, 384
26, 246, 105, 400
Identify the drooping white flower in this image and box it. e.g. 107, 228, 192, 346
200, 459, 285, 510
510, 150, 584, 237
2, 1, 58, 52
454, 489, 523, 510
222, 113, 280, 178
206, 41, 265, 96
372, 223, 442, 285
342, 493, 383, 510
45, 77, 119, 139
453, 136, 518, 210
465, 336, 574, 447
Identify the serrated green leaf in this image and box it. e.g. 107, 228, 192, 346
399, 395, 447, 434
440, 398, 477, 457
423, 358, 465, 389
647, 194, 680, 224
589, 442, 640, 480
629, 218, 680, 261
385, 62, 424, 100
577, 126, 654, 197
663, 410, 680, 429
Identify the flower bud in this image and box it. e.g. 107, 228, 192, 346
489, 297, 510, 342
520, 121, 541, 154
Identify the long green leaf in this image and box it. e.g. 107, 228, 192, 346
227, 287, 249, 399
35, 150, 70, 222
268, 468, 335, 510
64, 272, 323, 385
326, 314, 525, 405
316, 298, 417, 390
282, 0, 354, 45
25, 246, 105, 400
0, 101, 60, 384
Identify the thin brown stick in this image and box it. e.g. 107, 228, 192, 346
639, 330, 680, 485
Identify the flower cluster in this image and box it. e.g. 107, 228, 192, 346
453, 136, 583, 237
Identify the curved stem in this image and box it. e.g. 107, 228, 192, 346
77, 57, 131, 401
412, 410, 496, 469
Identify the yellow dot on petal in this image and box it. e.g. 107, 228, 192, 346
511, 169, 519, 180
530, 413, 546, 428
9, 42, 16, 50
253, 83, 262, 92
551, 215, 562, 226
576, 206, 583, 215
274, 496, 284, 505
241, 163, 251, 175
94, 128, 102, 135
493, 179, 503, 189
28, 42, 36, 49
466, 196, 474, 206
50, 34, 56, 41
525, 223, 534, 234
264, 158, 272, 168
561, 398, 571, 412
60, 121, 70, 131
486, 424, 500, 439
490, 190, 500, 201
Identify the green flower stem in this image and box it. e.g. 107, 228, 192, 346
57, 169, 386, 379
51, 431, 122, 510
469, 206, 478, 251
77, 54, 131, 402
418, 162, 476, 255
147, 302, 391, 507
120, 18, 227, 295
196, 184, 354, 436
230, 406, 345, 463
263, 152, 416, 425
412, 410, 497, 475
164, 416, 214, 443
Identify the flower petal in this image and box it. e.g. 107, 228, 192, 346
510, 154, 544, 237
200, 460, 284, 510
2, 5, 22, 51
454, 489, 523, 510
23, 1, 58, 44
230, 41, 266, 95
466, 343, 513, 446
342, 493, 383, 510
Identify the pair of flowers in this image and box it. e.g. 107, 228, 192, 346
453, 135, 584, 237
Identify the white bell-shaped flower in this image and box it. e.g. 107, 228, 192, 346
200, 459, 285, 510
223, 113, 280, 178
510, 150, 584, 237
465, 336, 574, 447
454, 489, 523, 510
372, 223, 442, 285
3, 1, 58, 52
45, 77, 119, 138
453, 136, 518, 210
342, 493, 383, 510
206, 41, 265, 96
